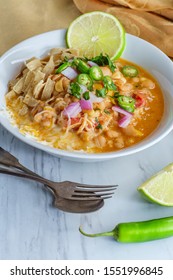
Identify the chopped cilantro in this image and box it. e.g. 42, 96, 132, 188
96, 123, 103, 129
103, 76, 117, 91
91, 53, 116, 72
96, 87, 107, 98
69, 82, 82, 99
95, 117, 102, 129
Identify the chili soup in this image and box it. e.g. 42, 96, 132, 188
5, 48, 164, 153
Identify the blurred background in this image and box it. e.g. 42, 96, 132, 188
0, 0, 80, 55
0, 0, 172, 58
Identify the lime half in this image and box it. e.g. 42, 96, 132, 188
138, 163, 173, 206
66, 11, 126, 59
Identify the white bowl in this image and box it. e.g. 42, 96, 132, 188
0, 29, 173, 162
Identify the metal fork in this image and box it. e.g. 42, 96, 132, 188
0, 147, 117, 202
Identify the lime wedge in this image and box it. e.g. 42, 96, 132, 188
66, 11, 126, 59
138, 163, 173, 206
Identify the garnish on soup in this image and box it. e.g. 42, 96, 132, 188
5, 48, 164, 153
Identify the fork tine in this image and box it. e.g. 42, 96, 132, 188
70, 195, 113, 201
71, 183, 117, 201
76, 184, 118, 190
75, 187, 117, 193
73, 192, 115, 197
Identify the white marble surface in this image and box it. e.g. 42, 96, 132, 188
0, 124, 173, 260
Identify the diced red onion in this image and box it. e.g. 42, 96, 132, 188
80, 99, 93, 110
89, 92, 103, 103
118, 115, 132, 128
63, 102, 82, 118
61, 66, 78, 80
112, 105, 133, 117
87, 61, 98, 67
112, 105, 133, 128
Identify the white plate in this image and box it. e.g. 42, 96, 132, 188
0, 29, 173, 161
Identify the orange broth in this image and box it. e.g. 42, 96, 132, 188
5, 57, 164, 153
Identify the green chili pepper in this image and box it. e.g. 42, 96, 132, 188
79, 216, 173, 243
55, 62, 70, 74
89, 66, 103, 81
77, 74, 93, 90
76, 59, 90, 74
117, 95, 135, 113
83, 91, 90, 100
121, 65, 139, 77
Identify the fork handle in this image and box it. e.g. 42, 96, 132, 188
0, 148, 70, 196
0, 166, 56, 193
0, 147, 44, 177
0, 147, 59, 190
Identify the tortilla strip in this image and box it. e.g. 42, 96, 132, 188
42, 55, 55, 76
22, 68, 29, 75
9, 77, 20, 89
5, 90, 17, 100
22, 70, 44, 95
49, 48, 65, 56
26, 58, 42, 71
23, 94, 39, 107
23, 71, 35, 91
41, 77, 55, 101
33, 80, 45, 99
33, 70, 45, 83
13, 76, 25, 94
23, 75, 36, 96
25, 87, 33, 97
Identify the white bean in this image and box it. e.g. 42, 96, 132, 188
141, 79, 155, 89
106, 130, 119, 138
120, 83, 133, 92
95, 135, 106, 148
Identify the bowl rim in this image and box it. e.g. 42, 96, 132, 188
1, 29, 173, 160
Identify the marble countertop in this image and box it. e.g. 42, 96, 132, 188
0, 124, 173, 260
